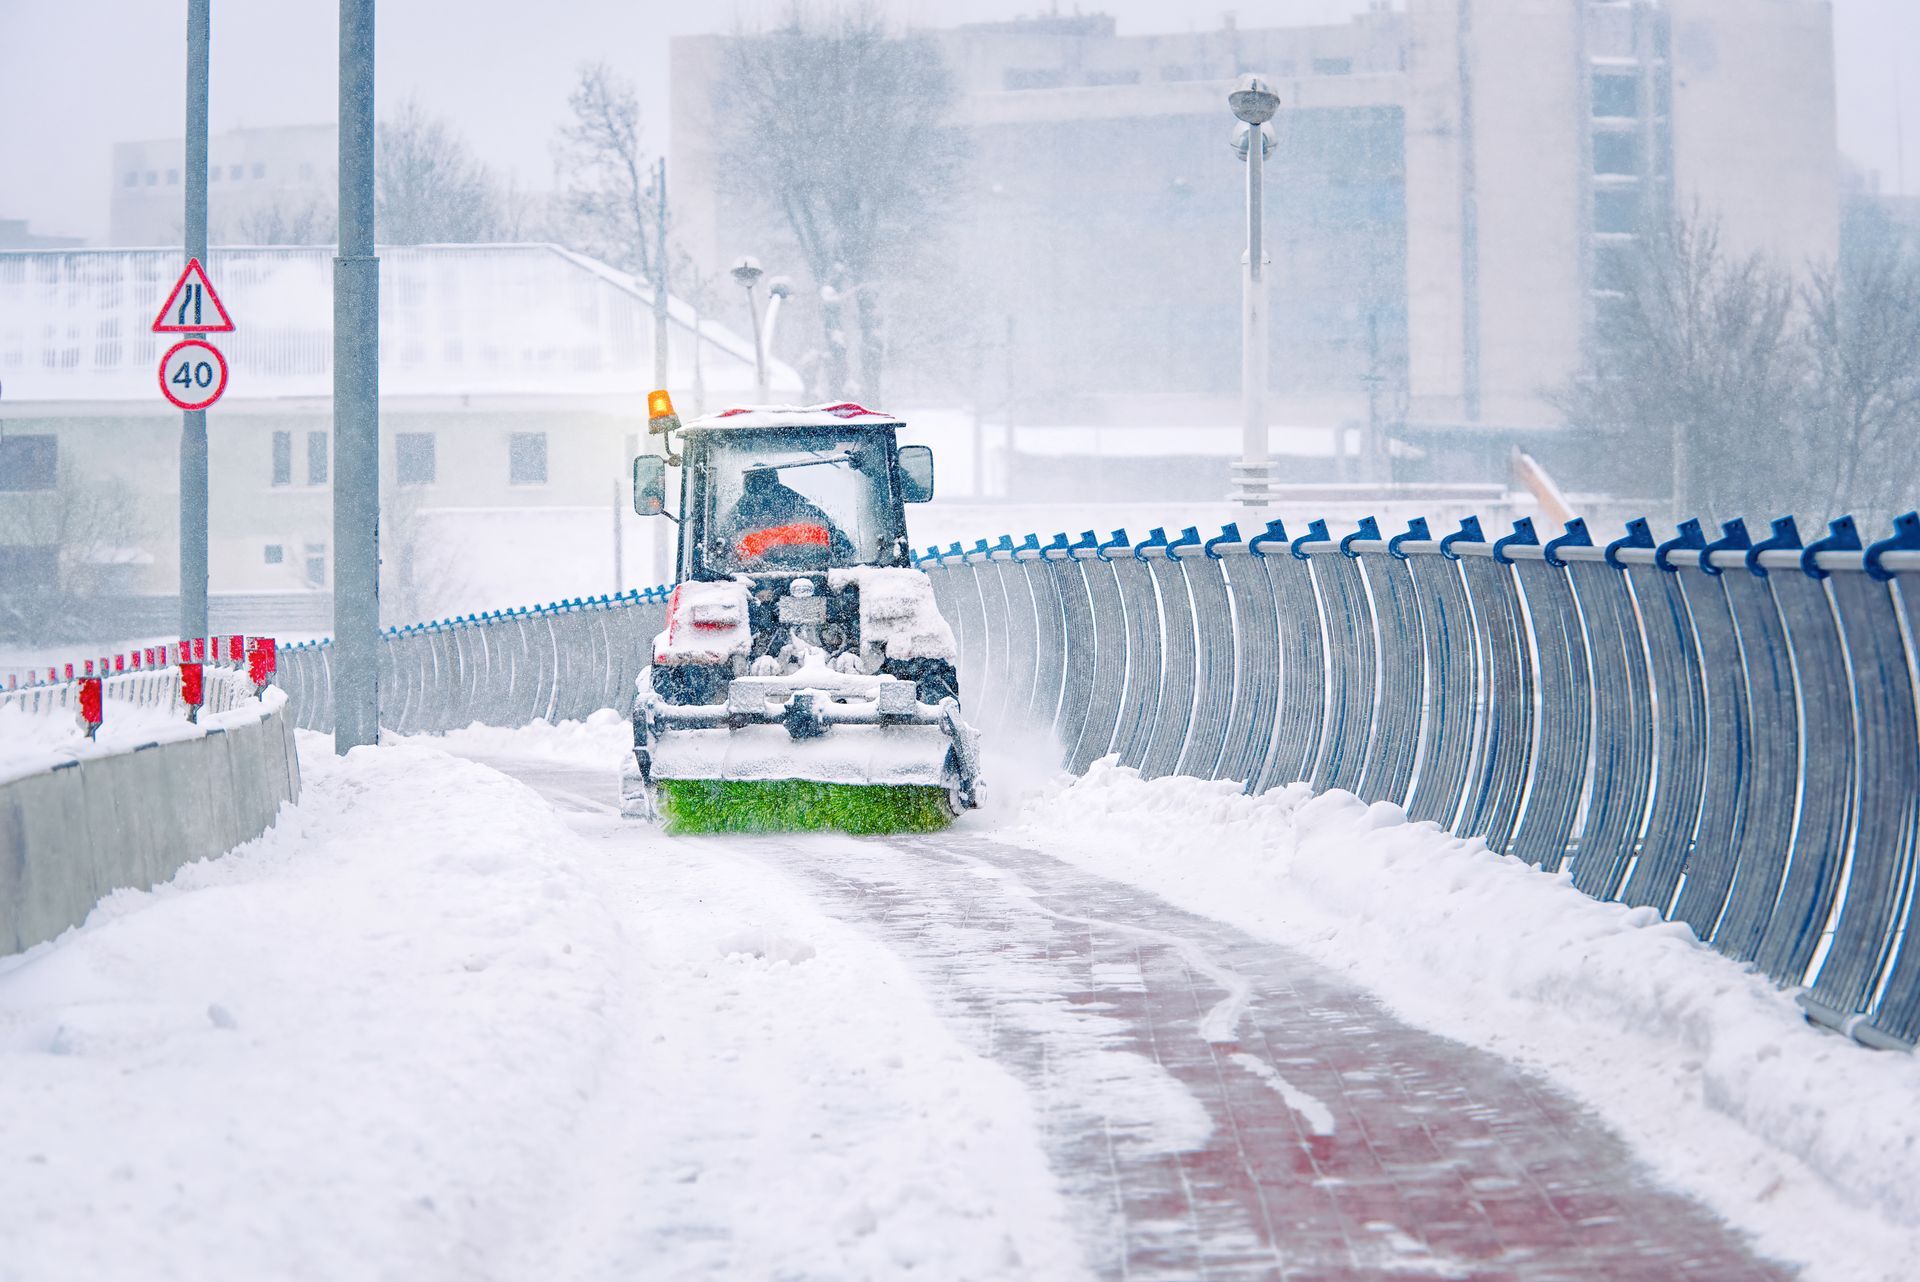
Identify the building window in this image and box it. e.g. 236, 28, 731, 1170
304, 542, 327, 587
251, 162, 267, 180
271, 431, 292, 486
509, 432, 547, 485
1004, 68, 1066, 91
396, 432, 436, 486
123, 171, 139, 188
0, 435, 57, 491
264, 543, 284, 565
0, 545, 58, 581
307, 431, 329, 485
1312, 58, 1353, 76
166, 168, 180, 185
1084, 68, 1140, 87
229, 164, 244, 181
144, 170, 159, 186
1594, 294, 1637, 346
1593, 131, 1639, 176
1594, 187, 1642, 234
299, 161, 314, 180
1592, 73, 1639, 119
1594, 241, 1638, 294
210, 166, 221, 183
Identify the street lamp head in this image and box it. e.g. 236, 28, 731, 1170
766, 275, 795, 299
1228, 74, 1280, 125
730, 255, 764, 288
1231, 121, 1276, 163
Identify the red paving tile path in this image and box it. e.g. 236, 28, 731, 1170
496, 760, 1792, 1282
774, 833, 1796, 1282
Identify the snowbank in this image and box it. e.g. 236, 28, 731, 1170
0, 734, 1085, 1281
428, 707, 632, 770
1001, 761, 1920, 1282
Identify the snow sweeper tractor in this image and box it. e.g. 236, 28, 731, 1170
621, 392, 983, 833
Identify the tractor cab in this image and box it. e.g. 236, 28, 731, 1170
633, 403, 934, 584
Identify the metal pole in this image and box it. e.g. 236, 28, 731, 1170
332, 0, 380, 751
611, 478, 624, 593
179, 0, 210, 640
650, 159, 672, 588
652, 159, 670, 388
747, 285, 767, 402
1238, 128, 1270, 508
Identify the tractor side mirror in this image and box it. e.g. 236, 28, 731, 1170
633, 455, 668, 516
897, 444, 934, 504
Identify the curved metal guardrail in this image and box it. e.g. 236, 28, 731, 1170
917, 512, 1920, 1052
276, 589, 671, 737
270, 512, 1920, 1051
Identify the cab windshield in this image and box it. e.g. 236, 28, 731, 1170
696, 428, 901, 574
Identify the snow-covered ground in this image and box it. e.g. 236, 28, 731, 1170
1002, 760, 1920, 1282
8, 711, 1919, 1281
0, 732, 1086, 1282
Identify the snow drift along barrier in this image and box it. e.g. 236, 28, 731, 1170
0, 667, 300, 955
276, 589, 670, 737
918, 514, 1920, 1052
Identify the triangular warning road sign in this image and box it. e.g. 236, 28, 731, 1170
151, 258, 236, 334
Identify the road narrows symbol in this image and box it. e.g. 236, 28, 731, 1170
152, 258, 236, 334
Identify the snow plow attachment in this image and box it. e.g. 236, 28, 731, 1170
622, 660, 984, 834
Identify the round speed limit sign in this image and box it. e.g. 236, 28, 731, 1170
158, 338, 229, 411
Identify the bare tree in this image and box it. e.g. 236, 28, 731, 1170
1560, 206, 1920, 528
0, 461, 150, 644
230, 195, 337, 246
554, 64, 661, 279
377, 98, 508, 244
1556, 216, 1804, 524
1799, 202, 1920, 526
379, 480, 475, 627
719, 2, 966, 404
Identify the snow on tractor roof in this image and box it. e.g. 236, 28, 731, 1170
685, 403, 904, 431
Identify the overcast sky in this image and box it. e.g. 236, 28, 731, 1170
1, 0, 1914, 244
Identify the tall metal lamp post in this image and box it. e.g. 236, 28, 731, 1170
180, 0, 211, 640
731, 256, 768, 403
1228, 75, 1279, 509
333, 0, 381, 751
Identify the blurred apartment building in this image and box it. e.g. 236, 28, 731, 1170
671, 0, 1839, 493
110, 124, 337, 245
0, 245, 791, 635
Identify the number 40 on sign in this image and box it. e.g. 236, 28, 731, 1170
159, 339, 229, 411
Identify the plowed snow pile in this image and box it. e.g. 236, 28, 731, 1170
1004, 760, 1920, 1282
0, 736, 1084, 1282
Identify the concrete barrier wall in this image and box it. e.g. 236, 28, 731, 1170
0, 671, 300, 956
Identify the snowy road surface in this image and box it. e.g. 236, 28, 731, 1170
4, 722, 1916, 1280
498, 755, 1789, 1282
